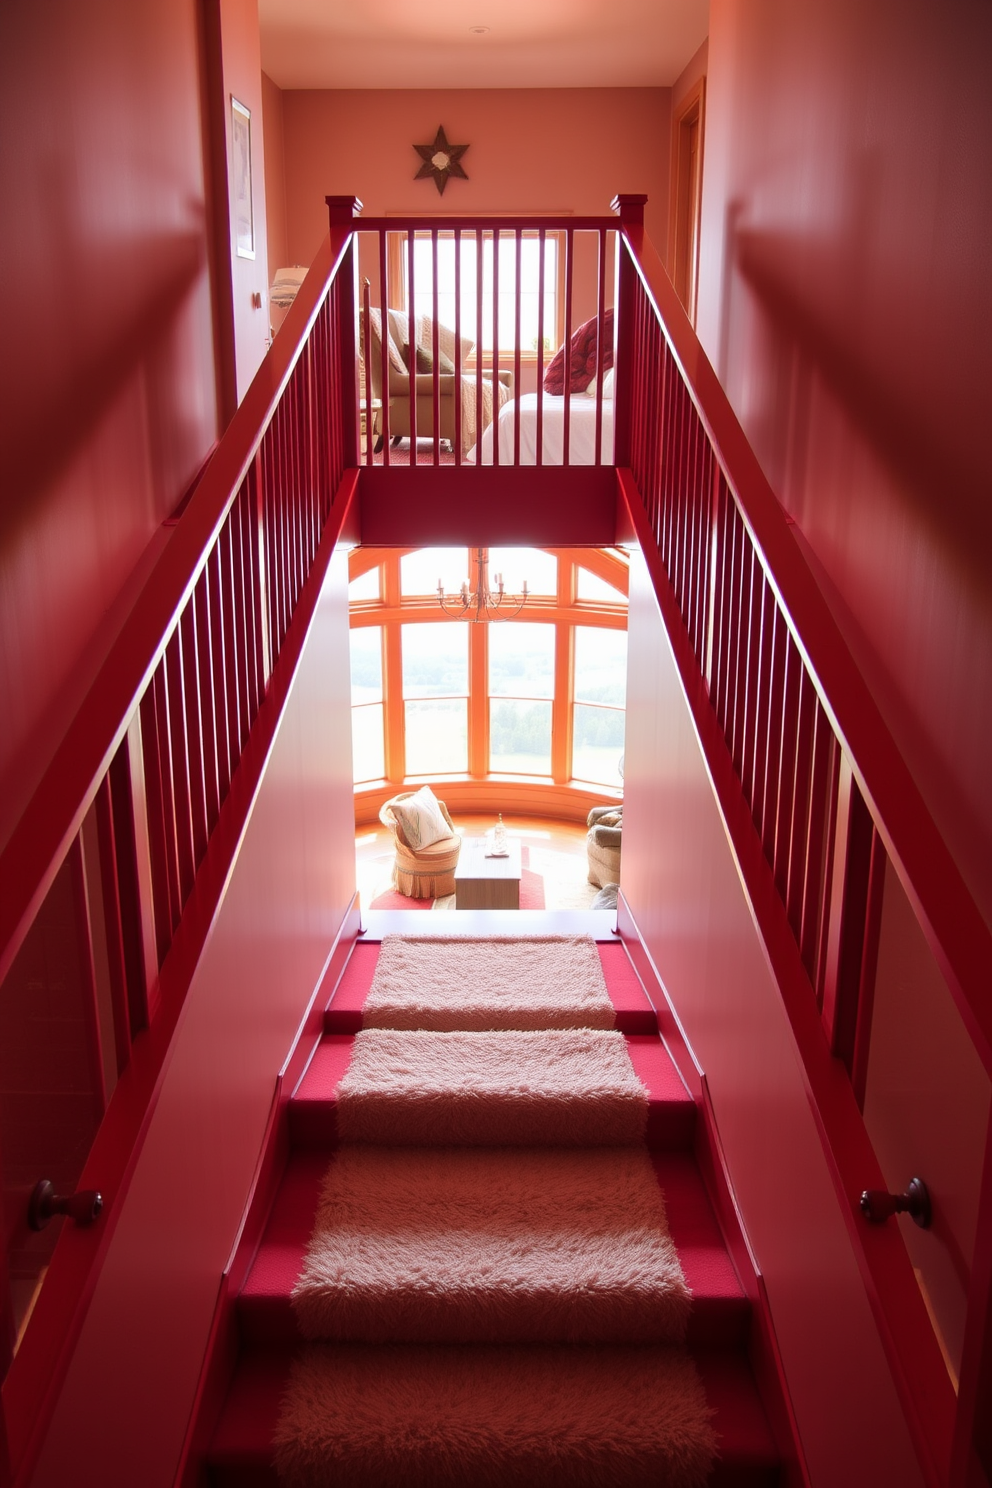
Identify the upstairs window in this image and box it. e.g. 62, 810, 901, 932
408, 232, 560, 355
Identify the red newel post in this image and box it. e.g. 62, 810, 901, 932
325, 195, 363, 471
611, 195, 647, 469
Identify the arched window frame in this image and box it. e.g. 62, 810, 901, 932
349, 546, 628, 824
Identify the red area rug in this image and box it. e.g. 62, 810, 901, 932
368, 436, 458, 467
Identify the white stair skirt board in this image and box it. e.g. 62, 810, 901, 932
336, 1028, 649, 1146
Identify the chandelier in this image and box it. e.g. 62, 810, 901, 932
437, 548, 529, 622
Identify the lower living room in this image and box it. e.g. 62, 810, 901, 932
356, 808, 622, 914
349, 543, 629, 917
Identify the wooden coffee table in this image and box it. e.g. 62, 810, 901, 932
454, 838, 522, 910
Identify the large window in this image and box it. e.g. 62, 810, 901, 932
402, 622, 468, 775
350, 626, 384, 783
348, 547, 627, 795
572, 627, 627, 788
409, 232, 559, 355
489, 623, 555, 775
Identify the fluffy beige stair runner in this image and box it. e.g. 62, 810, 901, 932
274, 933, 716, 1487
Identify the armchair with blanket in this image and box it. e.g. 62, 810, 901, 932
365, 308, 511, 457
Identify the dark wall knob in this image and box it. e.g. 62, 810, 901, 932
859, 1177, 931, 1229
28, 1180, 104, 1231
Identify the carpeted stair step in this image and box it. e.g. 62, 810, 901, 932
209, 935, 778, 1486
324, 939, 660, 1035
238, 1149, 748, 1349
289, 1030, 695, 1150
207, 1344, 779, 1487
290, 1145, 692, 1345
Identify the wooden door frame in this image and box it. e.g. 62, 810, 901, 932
668, 76, 706, 325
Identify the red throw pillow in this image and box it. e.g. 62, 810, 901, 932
543, 308, 614, 396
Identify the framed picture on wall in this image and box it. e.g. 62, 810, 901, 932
231, 97, 254, 259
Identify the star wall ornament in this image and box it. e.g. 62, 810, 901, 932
413, 126, 469, 195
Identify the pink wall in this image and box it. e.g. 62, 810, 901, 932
29, 549, 358, 1487
0, 0, 219, 851
621, 550, 925, 1486
215, 0, 272, 402
279, 88, 672, 266
696, 0, 992, 933
672, 39, 707, 116
261, 73, 290, 295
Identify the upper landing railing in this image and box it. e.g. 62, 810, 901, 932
609, 194, 992, 1488
353, 213, 617, 470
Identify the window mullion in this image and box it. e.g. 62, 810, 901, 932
468, 621, 488, 777
552, 620, 572, 785
383, 621, 405, 782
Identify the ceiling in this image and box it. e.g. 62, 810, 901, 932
258, 0, 709, 91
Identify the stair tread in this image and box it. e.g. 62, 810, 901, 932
324, 939, 659, 1035
208, 1344, 777, 1484
240, 1148, 747, 1347
291, 1029, 694, 1149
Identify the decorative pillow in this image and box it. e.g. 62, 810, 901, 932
582, 365, 615, 398
369, 308, 407, 376
390, 786, 450, 850
403, 343, 456, 377
544, 307, 614, 396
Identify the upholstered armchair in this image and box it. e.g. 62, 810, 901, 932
364, 308, 511, 455
379, 788, 462, 899
586, 804, 622, 889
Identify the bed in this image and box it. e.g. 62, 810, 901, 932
466, 389, 614, 466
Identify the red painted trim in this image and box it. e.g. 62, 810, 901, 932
615, 222, 992, 1079
359, 214, 617, 233
4, 474, 359, 1487
951, 1112, 992, 1488
617, 468, 956, 1486
94, 776, 132, 1075
356, 466, 616, 547
850, 827, 885, 1111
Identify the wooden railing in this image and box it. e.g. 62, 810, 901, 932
0, 196, 362, 1485
355, 215, 616, 468
4, 186, 989, 1487
612, 192, 992, 1488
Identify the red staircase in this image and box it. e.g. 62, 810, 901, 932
205, 938, 781, 1485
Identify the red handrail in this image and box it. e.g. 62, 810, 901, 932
0, 208, 359, 991
612, 192, 992, 1487
0, 197, 362, 1484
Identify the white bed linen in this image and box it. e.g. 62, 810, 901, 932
467, 393, 614, 466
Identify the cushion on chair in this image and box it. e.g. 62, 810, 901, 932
389, 785, 451, 850
404, 342, 455, 376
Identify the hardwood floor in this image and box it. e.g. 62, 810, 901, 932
355, 813, 601, 913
